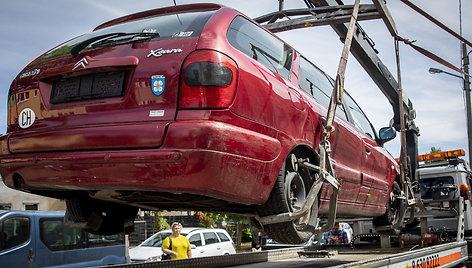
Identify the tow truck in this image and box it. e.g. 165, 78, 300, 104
103, 0, 472, 266
108, 150, 472, 267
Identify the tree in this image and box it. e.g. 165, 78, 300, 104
195, 212, 252, 251
195, 212, 226, 228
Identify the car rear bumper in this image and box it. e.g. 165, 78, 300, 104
0, 120, 282, 204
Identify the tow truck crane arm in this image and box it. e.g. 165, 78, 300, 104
254, 0, 420, 235
255, 0, 420, 186
309, 0, 420, 186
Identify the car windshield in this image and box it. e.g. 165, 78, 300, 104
140, 231, 189, 247
36, 9, 215, 62
420, 176, 455, 199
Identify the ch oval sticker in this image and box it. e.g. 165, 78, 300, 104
19, 108, 36, 129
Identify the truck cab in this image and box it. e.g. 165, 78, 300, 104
416, 149, 472, 237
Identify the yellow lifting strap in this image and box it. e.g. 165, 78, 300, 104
323, 0, 360, 140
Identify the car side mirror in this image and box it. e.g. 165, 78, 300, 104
190, 244, 197, 249
378, 127, 396, 145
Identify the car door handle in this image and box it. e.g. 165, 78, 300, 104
28, 248, 34, 262
365, 147, 371, 154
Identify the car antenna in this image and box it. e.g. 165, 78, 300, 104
173, 0, 183, 24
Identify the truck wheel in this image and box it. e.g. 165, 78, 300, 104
373, 181, 403, 235
257, 159, 318, 244
66, 198, 138, 235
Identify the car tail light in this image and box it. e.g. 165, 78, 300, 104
179, 50, 238, 109
460, 183, 471, 200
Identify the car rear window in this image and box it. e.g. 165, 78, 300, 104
216, 232, 230, 242
37, 9, 216, 62
227, 16, 293, 80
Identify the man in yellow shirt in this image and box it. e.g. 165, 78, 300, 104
161, 222, 192, 260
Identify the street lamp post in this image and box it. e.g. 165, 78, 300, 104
459, 0, 472, 167
462, 44, 472, 166
428, 67, 463, 79
429, 48, 472, 166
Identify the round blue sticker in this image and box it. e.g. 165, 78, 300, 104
151, 75, 165, 96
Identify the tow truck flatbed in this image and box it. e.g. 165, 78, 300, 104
105, 241, 468, 268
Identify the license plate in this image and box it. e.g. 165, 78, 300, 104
50, 71, 125, 104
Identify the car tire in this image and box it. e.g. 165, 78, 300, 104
373, 181, 403, 235
66, 198, 138, 235
257, 158, 318, 244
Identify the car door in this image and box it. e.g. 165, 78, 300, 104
297, 57, 363, 212
0, 215, 34, 268
187, 232, 204, 258
201, 231, 222, 256
216, 231, 235, 254
343, 93, 390, 207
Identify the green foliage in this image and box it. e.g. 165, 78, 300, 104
195, 212, 224, 227
430, 147, 442, 153
195, 212, 252, 242
241, 226, 252, 242
153, 211, 170, 231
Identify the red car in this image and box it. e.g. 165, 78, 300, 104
0, 4, 399, 242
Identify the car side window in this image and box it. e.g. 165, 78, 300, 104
216, 232, 230, 242
203, 232, 219, 245
344, 93, 376, 139
227, 16, 293, 80
188, 233, 202, 247
87, 233, 123, 248
298, 57, 347, 120
40, 219, 66, 251
40, 218, 123, 251
1, 217, 30, 251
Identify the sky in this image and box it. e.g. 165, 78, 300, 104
0, 0, 471, 161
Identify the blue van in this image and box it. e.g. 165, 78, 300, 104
0, 210, 126, 267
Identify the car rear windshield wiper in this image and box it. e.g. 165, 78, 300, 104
90, 32, 160, 49
71, 32, 160, 58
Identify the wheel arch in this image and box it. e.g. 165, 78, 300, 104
288, 144, 320, 167
256, 143, 321, 244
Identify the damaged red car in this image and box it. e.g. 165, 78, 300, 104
0, 3, 399, 242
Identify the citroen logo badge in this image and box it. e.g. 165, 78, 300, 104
72, 57, 89, 71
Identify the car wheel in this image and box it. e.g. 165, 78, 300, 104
373, 181, 403, 235
257, 158, 318, 244
66, 197, 138, 235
